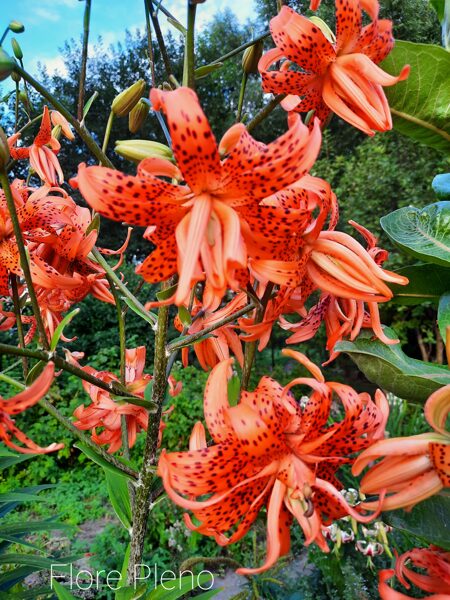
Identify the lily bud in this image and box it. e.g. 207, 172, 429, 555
242, 40, 264, 75
11, 70, 21, 83
0, 48, 16, 82
111, 79, 146, 117
11, 38, 23, 61
52, 125, 62, 141
128, 98, 150, 133
9, 21, 25, 34
115, 139, 173, 163
0, 127, 10, 170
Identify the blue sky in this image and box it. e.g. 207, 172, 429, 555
4, 0, 256, 78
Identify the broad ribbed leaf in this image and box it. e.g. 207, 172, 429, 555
433, 173, 450, 199
380, 202, 450, 267
389, 264, 450, 304
335, 328, 450, 402
385, 495, 450, 550
381, 42, 450, 153
438, 293, 450, 339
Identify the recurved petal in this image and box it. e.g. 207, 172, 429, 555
0, 362, 55, 414
150, 87, 222, 195
424, 384, 450, 436
203, 358, 235, 443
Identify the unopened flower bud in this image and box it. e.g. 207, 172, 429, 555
52, 125, 62, 141
9, 21, 25, 34
0, 127, 11, 170
115, 139, 173, 163
11, 38, 23, 61
111, 79, 146, 117
11, 70, 21, 83
242, 40, 264, 75
309, 16, 336, 44
128, 98, 150, 133
0, 48, 16, 82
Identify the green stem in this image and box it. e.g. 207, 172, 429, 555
0, 171, 49, 349
77, 0, 92, 121
183, 1, 197, 89
92, 248, 157, 327
236, 72, 248, 122
150, 0, 184, 29
18, 59, 33, 118
13, 64, 115, 168
10, 275, 28, 377
144, 0, 156, 86
209, 31, 270, 66
127, 292, 170, 583
147, 0, 174, 81
166, 302, 255, 354
0, 26, 9, 45
240, 284, 273, 391
246, 95, 285, 133
0, 342, 140, 401
14, 82, 19, 132
101, 110, 114, 156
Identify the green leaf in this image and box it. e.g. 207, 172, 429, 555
195, 63, 224, 80
429, 0, 445, 21
385, 494, 450, 550
82, 90, 99, 120
51, 580, 79, 600
24, 360, 46, 386
156, 283, 178, 301
178, 305, 192, 327
438, 293, 450, 339
0, 450, 35, 470
116, 584, 148, 600
104, 470, 132, 531
0, 491, 44, 503
166, 17, 187, 36
381, 42, 450, 153
0, 586, 54, 599
388, 264, 450, 304
380, 202, 450, 267
335, 328, 450, 402
121, 296, 157, 326
112, 394, 156, 411
50, 308, 80, 351
0, 554, 74, 570
147, 573, 215, 600
0, 521, 73, 537
433, 173, 450, 200
194, 590, 222, 600
144, 380, 153, 404
74, 442, 134, 479
227, 375, 240, 407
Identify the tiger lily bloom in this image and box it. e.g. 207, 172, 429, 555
379, 546, 450, 599
158, 350, 388, 574
72, 347, 172, 453
174, 293, 245, 371
0, 362, 63, 454
9, 106, 64, 186
259, 1, 409, 135
352, 384, 450, 512
77, 87, 321, 308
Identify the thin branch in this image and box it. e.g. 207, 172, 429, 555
246, 95, 285, 133
77, 0, 92, 121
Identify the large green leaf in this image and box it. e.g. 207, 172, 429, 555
335, 328, 450, 402
381, 41, 450, 153
389, 264, 450, 304
385, 494, 450, 550
433, 173, 450, 200
380, 202, 450, 267
438, 293, 450, 339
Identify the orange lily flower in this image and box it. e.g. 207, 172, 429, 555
0, 362, 63, 454
379, 546, 450, 599
77, 87, 321, 308
158, 349, 388, 574
352, 384, 450, 511
259, 1, 409, 135
174, 293, 245, 370
9, 106, 64, 186
72, 347, 173, 453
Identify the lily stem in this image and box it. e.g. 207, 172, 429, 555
10, 275, 28, 377
77, 0, 92, 121
183, 1, 197, 89
246, 94, 286, 133
0, 171, 49, 349
147, 0, 174, 82
209, 31, 271, 66
236, 72, 248, 122
127, 288, 171, 583
13, 64, 115, 168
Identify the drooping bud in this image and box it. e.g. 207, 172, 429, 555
8, 21, 25, 34
111, 79, 146, 117
128, 98, 150, 134
309, 16, 336, 44
11, 70, 21, 83
242, 40, 264, 75
11, 38, 23, 61
0, 127, 11, 170
115, 139, 173, 163
0, 48, 16, 82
